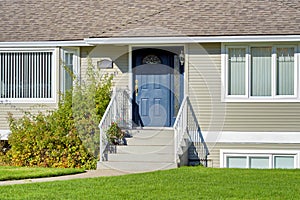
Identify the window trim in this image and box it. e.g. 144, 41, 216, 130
220, 149, 299, 169
222, 43, 299, 102
0, 48, 57, 103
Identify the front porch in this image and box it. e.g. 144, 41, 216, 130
97, 88, 209, 172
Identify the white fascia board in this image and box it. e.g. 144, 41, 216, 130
1, 35, 300, 47
85, 35, 300, 45
202, 131, 300, 144
0, 40, 93, 47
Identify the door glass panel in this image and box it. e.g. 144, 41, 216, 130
274, 156, 294, 169
227, 156, 247, 168
249, 157, 269, 169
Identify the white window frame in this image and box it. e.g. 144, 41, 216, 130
0, 48, 57, 103
222, 43, 299, 102
60, 47, 80, 93
220, 149, 300, 169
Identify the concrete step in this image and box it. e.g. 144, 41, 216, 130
108, 153, 174, 162
127, 129, 174, 139
126, 137, 174, 146
97, 161, 177, 173
115, 145, 174, 154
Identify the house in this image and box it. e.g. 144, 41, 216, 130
1, 0, 300, 171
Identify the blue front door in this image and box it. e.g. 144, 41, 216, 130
133, 49, 174, 127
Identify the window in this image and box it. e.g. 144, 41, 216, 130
0, 50, 54, 101
249, 157, 269, 169
63, 52, 74, 91
224, 45, 297, 101
274, 156, 294, 169
227, 156, 247, 168
228, 48, 246, 95
222, 151, 297, 169
61, 48, 79, 93
251, 47, 272, 96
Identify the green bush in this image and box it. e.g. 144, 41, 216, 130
5, 60, 112, 169
106, 122, 124, 145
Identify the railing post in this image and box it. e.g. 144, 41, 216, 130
174, 127, 177, 164
127, 90, 133, 129
99, 126, 103, 162
113, 87, 117, 122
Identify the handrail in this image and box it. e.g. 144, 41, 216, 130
98, 88, 130, 162
173, 96, 209, 166
173, 96, 188, 164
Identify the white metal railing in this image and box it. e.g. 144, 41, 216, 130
98, 88, 131, 162
173, 96, 209, 166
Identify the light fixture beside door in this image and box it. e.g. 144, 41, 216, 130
97, 58, 113, 69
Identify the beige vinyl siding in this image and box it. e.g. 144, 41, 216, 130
206, 142, 300, 168
80, 45, 129, 88
0, 103, 57, 130
188, 43, 300, 132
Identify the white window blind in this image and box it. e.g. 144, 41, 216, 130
251, 47, 272, 96
0, 52, 52, 99
228, 48, 246, 95
277, 48, 294, 95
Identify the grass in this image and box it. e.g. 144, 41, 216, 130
0, 167, 300, 199
0, 166, 84, 181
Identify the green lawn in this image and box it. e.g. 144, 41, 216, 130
0, 166, 84, 181
0, 167, 300, 199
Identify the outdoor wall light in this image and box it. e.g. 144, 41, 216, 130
97, 58, 113, 69
179, 50, 185, 65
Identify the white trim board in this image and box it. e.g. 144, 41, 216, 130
85, 35, 300, 45
202, 131, 300, 144
0, 41, 93, 47
1, 35, 300, 47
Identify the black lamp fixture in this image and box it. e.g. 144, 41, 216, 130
179, 50, 185, 66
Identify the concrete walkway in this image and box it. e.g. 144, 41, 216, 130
0, 169, 129, 186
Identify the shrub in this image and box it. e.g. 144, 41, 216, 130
106, 122, 124, 145
4, 60, 112, 169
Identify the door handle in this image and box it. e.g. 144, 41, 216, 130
135, 80, 138, 96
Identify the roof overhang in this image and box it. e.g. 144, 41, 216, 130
85, 35, 300, 45
0, 35, 300, 47
0, 40, 93, 48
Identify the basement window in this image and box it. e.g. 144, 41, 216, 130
222, 151, 297, 169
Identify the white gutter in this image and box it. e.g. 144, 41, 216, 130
85, 35, 300, 45
0, 40, 93, 47
1, 35, 300, 47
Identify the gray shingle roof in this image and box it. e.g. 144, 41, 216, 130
0, 0, 300, 42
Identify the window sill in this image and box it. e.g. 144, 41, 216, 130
0, 98, 57, 104
222, 97, 300, 103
